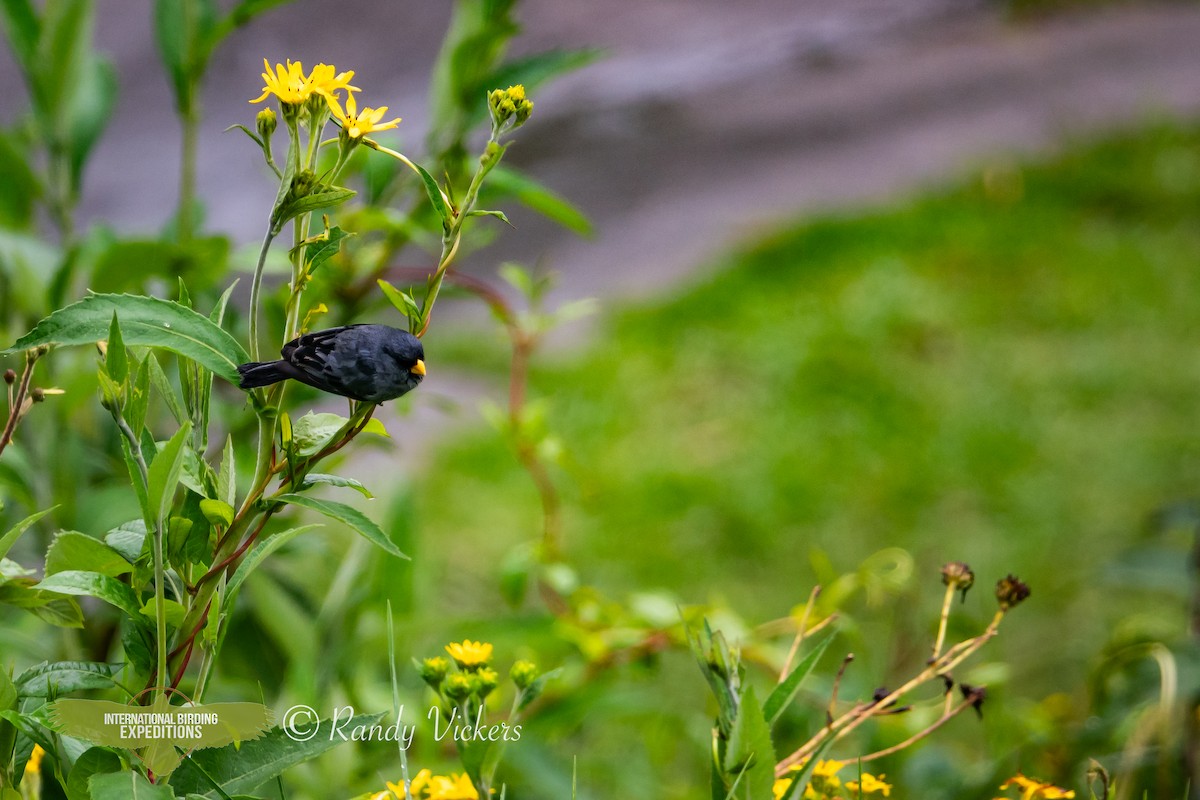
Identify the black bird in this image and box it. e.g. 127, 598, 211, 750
237, 324, 426, 403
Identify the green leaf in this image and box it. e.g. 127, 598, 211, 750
89, 770, 175, 800
35, 570, 144, 621
146, 352, 187, 426
6, 294, 249, 384
0, 132, 40, 227
15, 661, 121, 697
300, 474, 373, 499
225, 524, 321, 599
199, 499, 234, 528
45, 531, 132, 578
147, 423, 192, 525
722, 685, 775, 799
466, 209, 511, 226
289, 412, 348, 457
169, 712, 386, 797
0, 506, 57, 560
217, 436, 236, 506
271, 187, 356, 233
488, 167, 592, 236
0, 0, 39, 73
66, 56, 116, 193
413, 162, 451, 228
762, 633, 833, 725
298, 224, 352, 276
64, 747, 123, 800
377, 279, 420, 322
139, 597, 185, 628
153, 0, 189, 110
104, 520, 147, 563
275, 494, 407, 560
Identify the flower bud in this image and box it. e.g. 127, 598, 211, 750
256, 107, 277, 140
31, 387, 44, 402
995, 574, 1031, 611
419, 656, 450, 689
488, 85, 533, 131
510, 660, 539, 690
475, 667, 499, 700
3, 369, 14, 384
443, 673, 473, 702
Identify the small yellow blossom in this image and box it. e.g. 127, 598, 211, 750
424, 773, 479, 800
25, 744, 45, 777
846, 772, 892, 797
250, 59, 310, 105
445, 640, 493, 669
998, 773, 1076, 800
307, 62, 358, 101
812, 760, 844, 778
329, 92, 401, 140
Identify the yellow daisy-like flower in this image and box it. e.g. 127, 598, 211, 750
25, 744, 45, 777
307, 62, 358, 101
846, 772, 892, 797
812, 760, 844, 779
445, 639, 493, 669
250, 59, 311, 105
425, 773, 479, 800
998, 774, 1076, 800
773, 777, 793, 799
329, 92, 401, 140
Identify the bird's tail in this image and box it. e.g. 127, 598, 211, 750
237, 360, 289, 390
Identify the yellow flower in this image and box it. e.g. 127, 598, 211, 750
329, 92, 401, 140
370, 792, 392, 800
812, 760, 845, 778
445, 640, 493, 669
250, 59, 311, 105
773, 777, 793, 799
426, 773, 479, 800
307, 62, 358, 101
999, 774, 1076, 800
846, 772, 892, 796
25, 744, 45, 776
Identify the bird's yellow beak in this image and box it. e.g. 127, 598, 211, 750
411, 359, 426, 376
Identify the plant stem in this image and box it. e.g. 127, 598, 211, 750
930, 582, 956, 662
248, 228, 277, 363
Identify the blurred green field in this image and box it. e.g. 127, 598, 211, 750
412, 122, 1200, 797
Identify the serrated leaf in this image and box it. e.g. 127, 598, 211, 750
35, 570, 144, 621
45, 531, 132, 577
763, 633, 833, 725
5, 294, 249, 384
275, 494, 406, 559
225, 524, 321, 599
169, 712, 385, 796
15, 661, 122, 697
300, 474, 373, 499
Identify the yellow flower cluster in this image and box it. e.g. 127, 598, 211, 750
376, 769, 480, 800
773, 760, 892, 799
996, 774, 1075, 800
251, 59, 400, 140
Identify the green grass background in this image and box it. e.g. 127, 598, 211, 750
404, 122, 1200, 797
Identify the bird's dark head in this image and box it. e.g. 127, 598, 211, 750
388, 329, 426, 393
